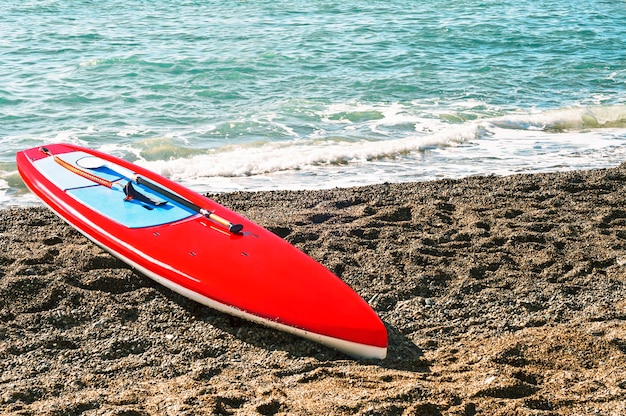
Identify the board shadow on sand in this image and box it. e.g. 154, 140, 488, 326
149, 279, 429, 371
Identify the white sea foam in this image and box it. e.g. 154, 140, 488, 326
135, 124, 475, 179
487, 105, 626, 131
4, 104, 626, 205
113, 104, 624, 194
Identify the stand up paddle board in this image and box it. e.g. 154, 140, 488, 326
16, 143, 387, 359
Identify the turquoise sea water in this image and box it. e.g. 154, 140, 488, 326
2, 0, 626, 205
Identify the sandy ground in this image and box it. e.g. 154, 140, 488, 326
1, 166, 626, 415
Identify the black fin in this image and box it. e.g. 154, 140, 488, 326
124, 182, 167, 206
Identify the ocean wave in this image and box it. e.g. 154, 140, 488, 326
487, 105, 626, 131
114, 104, 626, 180
135, 126, 476, 179
4, 103, 626, 206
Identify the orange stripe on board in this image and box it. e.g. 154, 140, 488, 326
53, 156, 114, 188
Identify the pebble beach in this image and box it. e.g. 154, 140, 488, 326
1, 166, 626, 415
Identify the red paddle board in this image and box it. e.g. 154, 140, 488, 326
16, 143, 387, 359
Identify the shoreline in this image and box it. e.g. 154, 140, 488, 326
1, 166, 626, 415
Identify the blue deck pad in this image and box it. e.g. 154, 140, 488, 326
67, 183, 196, 228
35, 151, 196, 228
